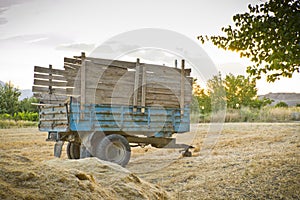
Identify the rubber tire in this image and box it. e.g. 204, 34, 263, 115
95, 134, 131, 167
67, 142, 81, 159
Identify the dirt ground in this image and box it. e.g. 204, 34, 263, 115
0, 123, 299, 199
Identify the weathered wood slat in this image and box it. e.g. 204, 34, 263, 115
145, 100, 179, 107
40, 110, 67, 115
70, 88, 133, 98
87, 57, 136, 69
40, 119, 68, 122
67, 84, 191, 96
141, 66, 146, 109
145, 85, 192, 94
64, 63, 81, 70
180, 60, 185, 115
32, 86, 68, 95
34, 66, 66, 76
40, 114, 67, 121
34, 93, 68, 101
34, 73, 66, 81
146, 75, 192, 85
143, 63, 191, 76
80, 55, 86, 119
39, 121, 68, 128
87, 76, 135, 86
133, 60, 140, 108
146, 88, 181, 95
64, 64, 79, 72
34, 79, 68, 87
38, 99, 67, 104
64, 57, 82, 65
91, 97, 132, 105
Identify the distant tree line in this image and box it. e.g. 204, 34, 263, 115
0, 82, 38, 121
191, 73, 273, 115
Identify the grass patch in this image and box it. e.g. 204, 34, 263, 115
192, 107, 300, 123
0, 120, 38, 129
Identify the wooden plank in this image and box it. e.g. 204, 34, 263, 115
145, 100, 179, 108
85, 57, 191, 77
133, 59, 140, 109
84, 87, 133, 104
82, 86, 134, 105
85, 94, 132, 105
34, 73, 66, 81
72, 88, 190, 106
80, 53, 86, 119
145, 82, 192, 92
66, 70, 134, 90
96, 73, 134, 83
146, 73, 193, 85
65, 64, 134, 87
146, 88, 180, 95
48, 65, 53, 94
39, 99, 67, 104
146, 95, 191, 103
141, 65, 146, 112
40, 118, 68, 122
32, 86, 67, 95
143, 63, 191, 76
40, 114, 67, 121
64, 57, 82, 65
180, 60, 185, 115
34, 79, 67, 87
64, 63, 81, 70
86, 57, 136, 69
64, 64, 80, 72
34, 93, 68, 102
146, 76, 180, 83
85, 62, 108, 73
40, 121, 68, 125
72, 65, 131, 86
34, 66, 66, 76
146, 93, 191, 101
40, 111, 67, 115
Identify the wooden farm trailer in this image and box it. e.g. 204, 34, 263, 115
33, 53, 193, 166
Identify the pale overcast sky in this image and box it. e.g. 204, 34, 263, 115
0, 0, 299, 95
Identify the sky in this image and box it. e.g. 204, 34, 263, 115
0, 0, 299, 95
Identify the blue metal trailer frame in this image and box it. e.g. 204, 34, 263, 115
69, 101, 190, 137
43, 97, 190, 144
41, 98, 192, 159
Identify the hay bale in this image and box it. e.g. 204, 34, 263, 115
0, 155, 169, 200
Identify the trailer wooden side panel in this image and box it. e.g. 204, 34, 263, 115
33, 54, 192, 108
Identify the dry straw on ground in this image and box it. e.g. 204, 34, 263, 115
0, 123, 299, 199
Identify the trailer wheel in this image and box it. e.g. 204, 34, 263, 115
95, 134, 131, 167
67, 142, 80, 159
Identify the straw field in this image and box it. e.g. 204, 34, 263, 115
0, 123, 299, 199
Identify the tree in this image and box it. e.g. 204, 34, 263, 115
205, 73, 271, 110
198, 0, 300, 82
192, 80, 211, 114
275, 101, 288, 107
206, 72, 227, 112
224, 74, 256, 108
0, 82, 21, 115
18, 97, 39, 113
224, 74, 270, 109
